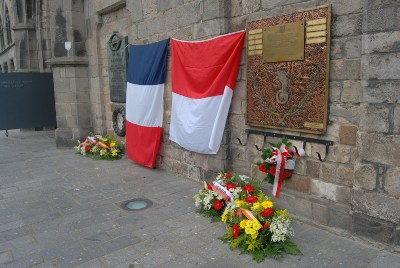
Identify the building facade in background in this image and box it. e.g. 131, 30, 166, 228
3, 0, 400, 247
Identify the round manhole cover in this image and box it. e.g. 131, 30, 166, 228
121, 198, 153, 211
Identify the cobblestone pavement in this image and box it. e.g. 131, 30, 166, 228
0, 130, 399, 268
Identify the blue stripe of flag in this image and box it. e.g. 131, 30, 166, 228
127, 39, 169, 85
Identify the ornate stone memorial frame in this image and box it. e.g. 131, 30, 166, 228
246, 5, 331, 134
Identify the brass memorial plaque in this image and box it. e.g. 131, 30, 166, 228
263, 22, 305, 62
246, 6, 331, 134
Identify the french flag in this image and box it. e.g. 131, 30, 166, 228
125, 39, 169, 168
170, 31, 245, 154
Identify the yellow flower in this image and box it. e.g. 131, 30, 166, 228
240, 220, 248, 228
244, 220, 262, 239
111, 149, 118, 156
275, 209, 290, 220
110, 142, 116, 147
236, 200, 246, 207
261, 200, 274, 209
250, 202, 263, 213
102, 138, 108, 142
221, 209, 230, 223
246, 239, 262, 251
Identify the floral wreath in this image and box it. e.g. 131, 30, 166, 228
257, 138, 304, 198
194, 172, 301, 262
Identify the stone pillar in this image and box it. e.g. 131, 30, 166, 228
47, 0, 92, 147
47, 57, 92, 147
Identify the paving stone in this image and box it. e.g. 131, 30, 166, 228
370, 251, 400, 268
137, 248, 177, 267
0, 250, 14, 265
100, 234, 142, 253
1, 131, 400, 267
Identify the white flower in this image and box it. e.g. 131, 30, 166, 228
270, 215, 293, 242
238, 175, 250, 181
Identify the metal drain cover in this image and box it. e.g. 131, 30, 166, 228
121, 198, 153, 211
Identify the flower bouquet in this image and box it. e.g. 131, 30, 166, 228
258, 138, 304, 198
74, 133, 123, 160
194, 172, 301, 262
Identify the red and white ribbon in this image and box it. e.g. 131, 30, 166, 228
271, 146, 286, 198
209, 181, 234, 203
266, 145, 305, 198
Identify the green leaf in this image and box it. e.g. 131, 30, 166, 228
252, 249, 266, 263
282, 239, 303, 255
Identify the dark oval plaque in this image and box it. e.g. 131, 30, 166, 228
107, 32, 128, 103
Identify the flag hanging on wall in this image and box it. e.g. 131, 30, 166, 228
126, 39, 169, 168
170, 31, 245, 154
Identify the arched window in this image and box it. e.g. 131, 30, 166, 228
0, 17, 4, 50
10, 59, 15, 72
27, 0, 36, 20
5, 6, 12, 45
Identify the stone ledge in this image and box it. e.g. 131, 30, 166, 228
97, 0, 126, 15
46, 57, 89, 67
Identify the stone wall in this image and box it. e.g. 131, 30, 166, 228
80, 0, 400, 246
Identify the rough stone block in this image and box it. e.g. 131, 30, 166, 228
193, 18, 224, 39
328, 203, 352, 230
359, 104, 390, 133
142, 0, 157, 17
363, 5, 396, 33
326, 144, 353, 164
354, 161, 377, 190
231, 15, 246, 32
335, 185, 351, 204
363, 31, 400, 54
312, 202, 329, 225
352, 212, 395, 243
330, 59, 361, 80
282, 0, 319, 15
362, 53, 400, 80
339, 125, 357, 146
336, 165, 354, 187
395, 105, 400, 134
385, 167, 400, 199
352, 189, 400, 223
329, 81, 342, 102
230, 0, 242, 17
310, 179, 337, 201
157, 0, 183, 12
331, 0, 363, 15
395, 226, 400, 246
342, 81, 361, 103
242, 0, 261, 14
55, 128, 75, 148
203, 0, 221, 20
282, 174, 310, 193
306, 159, 320, 178
331, 36, 362, 59
358, 132, 400, 166
320, 162, 336, 183
165, 3, 201, 31
332, 14, 362, 37
362, 80, 400, 103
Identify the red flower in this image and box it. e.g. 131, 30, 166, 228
261, 222, 270, 231
224, 173, 233, 179
85, 145, 91, 152
232, 224, 240, 239
259, 164, 268, 173
261, 208, 274, 218
269, 166, 292, 179
207, 183, 213, 190
225, 182, 237, 191
234, 210, 243, 218
245, 195, 258, 204
213, 200, 224, 211
242, 184, 255, 194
